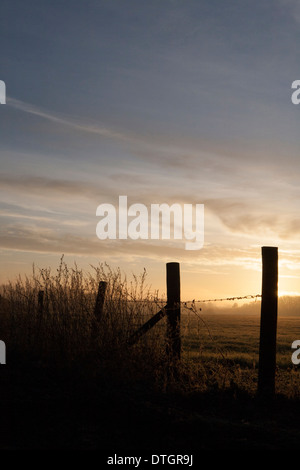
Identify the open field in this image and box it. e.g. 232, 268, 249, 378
181, 311, 300, 397
182, 312, 300, 368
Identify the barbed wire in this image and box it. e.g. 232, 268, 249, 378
124, 293, 262, 304
182, 294, 262, 304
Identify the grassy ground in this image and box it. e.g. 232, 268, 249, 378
181, 312, 300, 397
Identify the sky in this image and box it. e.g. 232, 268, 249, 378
1, 0, 300, 300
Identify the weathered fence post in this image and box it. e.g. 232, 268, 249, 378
166, 262, 181, 360
94, 281, 107, 320
127, 306, 167, 346
38, 290, 44, 315
258, 246, 278, 399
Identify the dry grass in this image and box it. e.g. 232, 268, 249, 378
1, 257, 300, 398
0, 257, 170, 386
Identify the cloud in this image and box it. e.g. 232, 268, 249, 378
0, 173, 88, 192
7, 97, 136, 143
0, 221, 266, 270
2, 172, 300, 244
0, 209, 89, 228
0, 173, 114, 201
279, 0, 300, 23
6, 98, 260, 175
6, 98, 215, 175
206, 198, 279, 234
205, 197, 300, 241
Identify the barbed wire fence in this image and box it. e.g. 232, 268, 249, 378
179, 294, 262, 365
127, 293, 262, 305
35, 254, 279, 397
182, 294, 262, 304
124, 290, 263, 368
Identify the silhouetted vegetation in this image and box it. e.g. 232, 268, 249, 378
2, 258, 300, 449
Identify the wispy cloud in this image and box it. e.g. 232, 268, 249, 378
2, 173, 300, 243
6, 98, 256, 175
1, 223, 299, 282
279, 0, 300, 23
0, 173, 113, 200
7, 97, 137, 143
6, 97, 211, 172
0, 222, 262, 268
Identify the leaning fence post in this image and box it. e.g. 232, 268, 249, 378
94, 281, 107, 320
166, 262, 181, 360
258, 246, 278, 399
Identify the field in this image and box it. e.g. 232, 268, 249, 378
1, 261, 300, 449
181, 311, 300, 396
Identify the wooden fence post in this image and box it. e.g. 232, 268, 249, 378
258, 246, 278, 399
38, 290, 44, 315
127, 306, 167, 346
94, 281, 107, 320
166, 262, 181, 360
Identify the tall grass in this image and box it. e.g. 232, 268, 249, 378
1, 257, 300, 398
0, 257, 168, 380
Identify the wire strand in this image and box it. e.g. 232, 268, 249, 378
182, 294, 262, 304
123, 293, 262, 303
